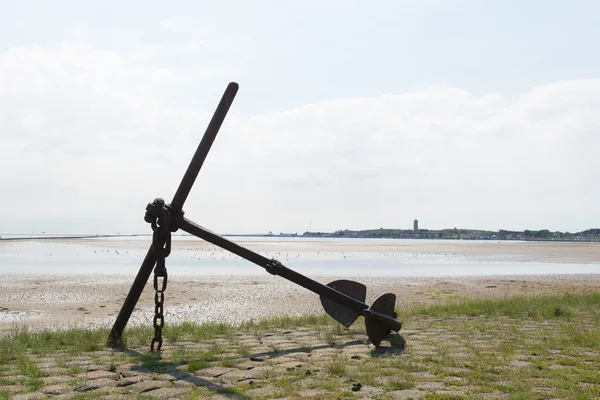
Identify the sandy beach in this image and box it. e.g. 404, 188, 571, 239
2, 274, 600, 332
1, 238, 599, 332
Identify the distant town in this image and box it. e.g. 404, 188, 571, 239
263, 220, 600, 242
2, 219, 600, 242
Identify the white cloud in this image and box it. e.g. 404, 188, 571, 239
1, 42, 599, 234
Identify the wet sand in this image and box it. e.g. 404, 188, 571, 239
2, 273, 599, 332
74, 237, 600, 264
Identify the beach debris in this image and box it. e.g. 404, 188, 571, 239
107, 82, 402, 350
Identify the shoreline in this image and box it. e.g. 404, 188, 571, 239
3, 234, 600, 243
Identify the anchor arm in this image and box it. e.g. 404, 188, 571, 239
179, 217, 401, 333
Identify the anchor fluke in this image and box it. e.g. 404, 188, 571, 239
320, 280, 366, 327
364, 293, 400, 347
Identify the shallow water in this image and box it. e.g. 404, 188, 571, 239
1, 236, 599, 277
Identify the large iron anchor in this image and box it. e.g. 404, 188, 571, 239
108, 82, 402, 349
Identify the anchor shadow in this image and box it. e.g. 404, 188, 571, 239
370, 334, 407, 357
245, 333, 407, 361
113, 332, 406, 398
120, 348, 250, 399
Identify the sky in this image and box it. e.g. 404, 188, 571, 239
1, 0, 600, 234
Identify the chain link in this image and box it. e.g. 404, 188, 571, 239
144, 198, 172, 352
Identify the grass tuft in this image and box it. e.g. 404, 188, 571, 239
327, 357, 347, 376
240, 313, 334, 330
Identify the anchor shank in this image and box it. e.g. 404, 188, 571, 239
171, 82, 239, 211
180, 218, 373, 317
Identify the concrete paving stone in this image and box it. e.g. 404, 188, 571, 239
69, 356, 92, 361
11, 393, 47, 400
442, 367, 470, 376
277, 361, 304, 371
41, 383, 73, 395
210, 393, 246, 400
298, 389, 329, 398
248, 346, 273, 354
84, 386, 128, 396
416, 381, 446, 390
237, 340, 261, 347
174, 341, 199, 346
164, 370, 192, 380
76, 370, 118, 380
234, 361, 262, 370
266, 356, 298, 365
0, 368, 16, 377
42, 375, 72, 385
308, 350, 340, 360
236, 378, 267, 386
33, 362, 58, 369
31, 357, 56, 363
172, 379, 196, 387
194, 367, 238, 378
388, 389, 426, 399
116, 375, 146, 387
355, 385, 385, 396
138, 387, 191, 398
509, 360, 531, 368
81, 364, 109, 372
261, 338, 293, 346
96, 395, 130, 400
116, 365, 143, 377
3, 375, 26, 384
272, 342, 302, 351
248, 353, 272, 362
74, 377, 118, 391
125, 379, 170, 393
89, 350, 114, 357
40, 366, 69, 376
310, 347, 339, 355
307, 341, 334, 348
0, 385, 24, 393
52, 393, 82, 400
218, 367, 270, 382
297, 378, 319, 388
153, 373, 179, 381
283, 351, 311, 360
65, 360, 92, 369
244, 384, 278, 397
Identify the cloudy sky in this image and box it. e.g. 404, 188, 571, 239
2, 0, 600, 235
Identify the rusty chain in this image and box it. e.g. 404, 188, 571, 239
144, 198, 172, 351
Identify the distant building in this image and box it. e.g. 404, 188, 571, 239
414, 219, 418, 232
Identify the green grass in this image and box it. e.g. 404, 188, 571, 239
186, 360, 210, 372
401, 292, 600, 320
240, 312, 335, 330
327, 357, 347, 376
0, 327, 108, 363
383, 376, 415, 390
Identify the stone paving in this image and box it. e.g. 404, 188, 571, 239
0, 326, 405, 399
1, 317, 598, 399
